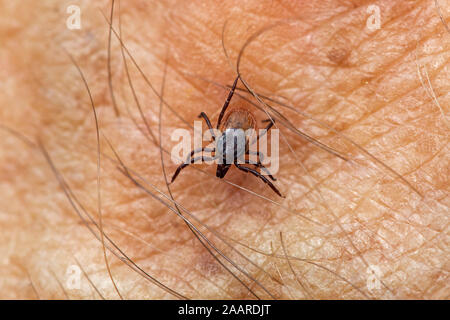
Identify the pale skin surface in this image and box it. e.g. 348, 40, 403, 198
0, 0, 448, 299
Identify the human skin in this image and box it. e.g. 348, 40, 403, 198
0, 0, 448, 299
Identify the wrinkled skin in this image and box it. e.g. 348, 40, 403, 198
0, 0, 448, 299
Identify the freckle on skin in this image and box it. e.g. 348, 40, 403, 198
327, 47, 351, 66
197, 252, 222, 276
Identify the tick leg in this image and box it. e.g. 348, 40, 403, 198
171, 150, 214, 183
198, 112, 216, 140
247, 150, 264, 162
216, 75, 239, 128
234, 162, 283, 197
187, 146, 215, 159
257, 118, 275, 140
243, 156, 276, 181
249, 118, 275, 147
261, 118, 275, 131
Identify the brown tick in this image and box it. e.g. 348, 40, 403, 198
170, 76, 283, 197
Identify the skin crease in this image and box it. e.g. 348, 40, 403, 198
0, 0, 448, 299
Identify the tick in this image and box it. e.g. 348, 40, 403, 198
170, 76, 283, 197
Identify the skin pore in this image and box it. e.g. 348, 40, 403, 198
0, 0, 448, 299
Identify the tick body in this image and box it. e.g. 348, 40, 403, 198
171, 76, 283, 197
215, 109, 256, 178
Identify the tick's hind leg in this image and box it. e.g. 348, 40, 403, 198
234, 162, 283, 197
243, 152, 276, 181
171, 148, 214, 183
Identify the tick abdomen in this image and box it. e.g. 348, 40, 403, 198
216, 109, 257, 163
215, 129, 246, 163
